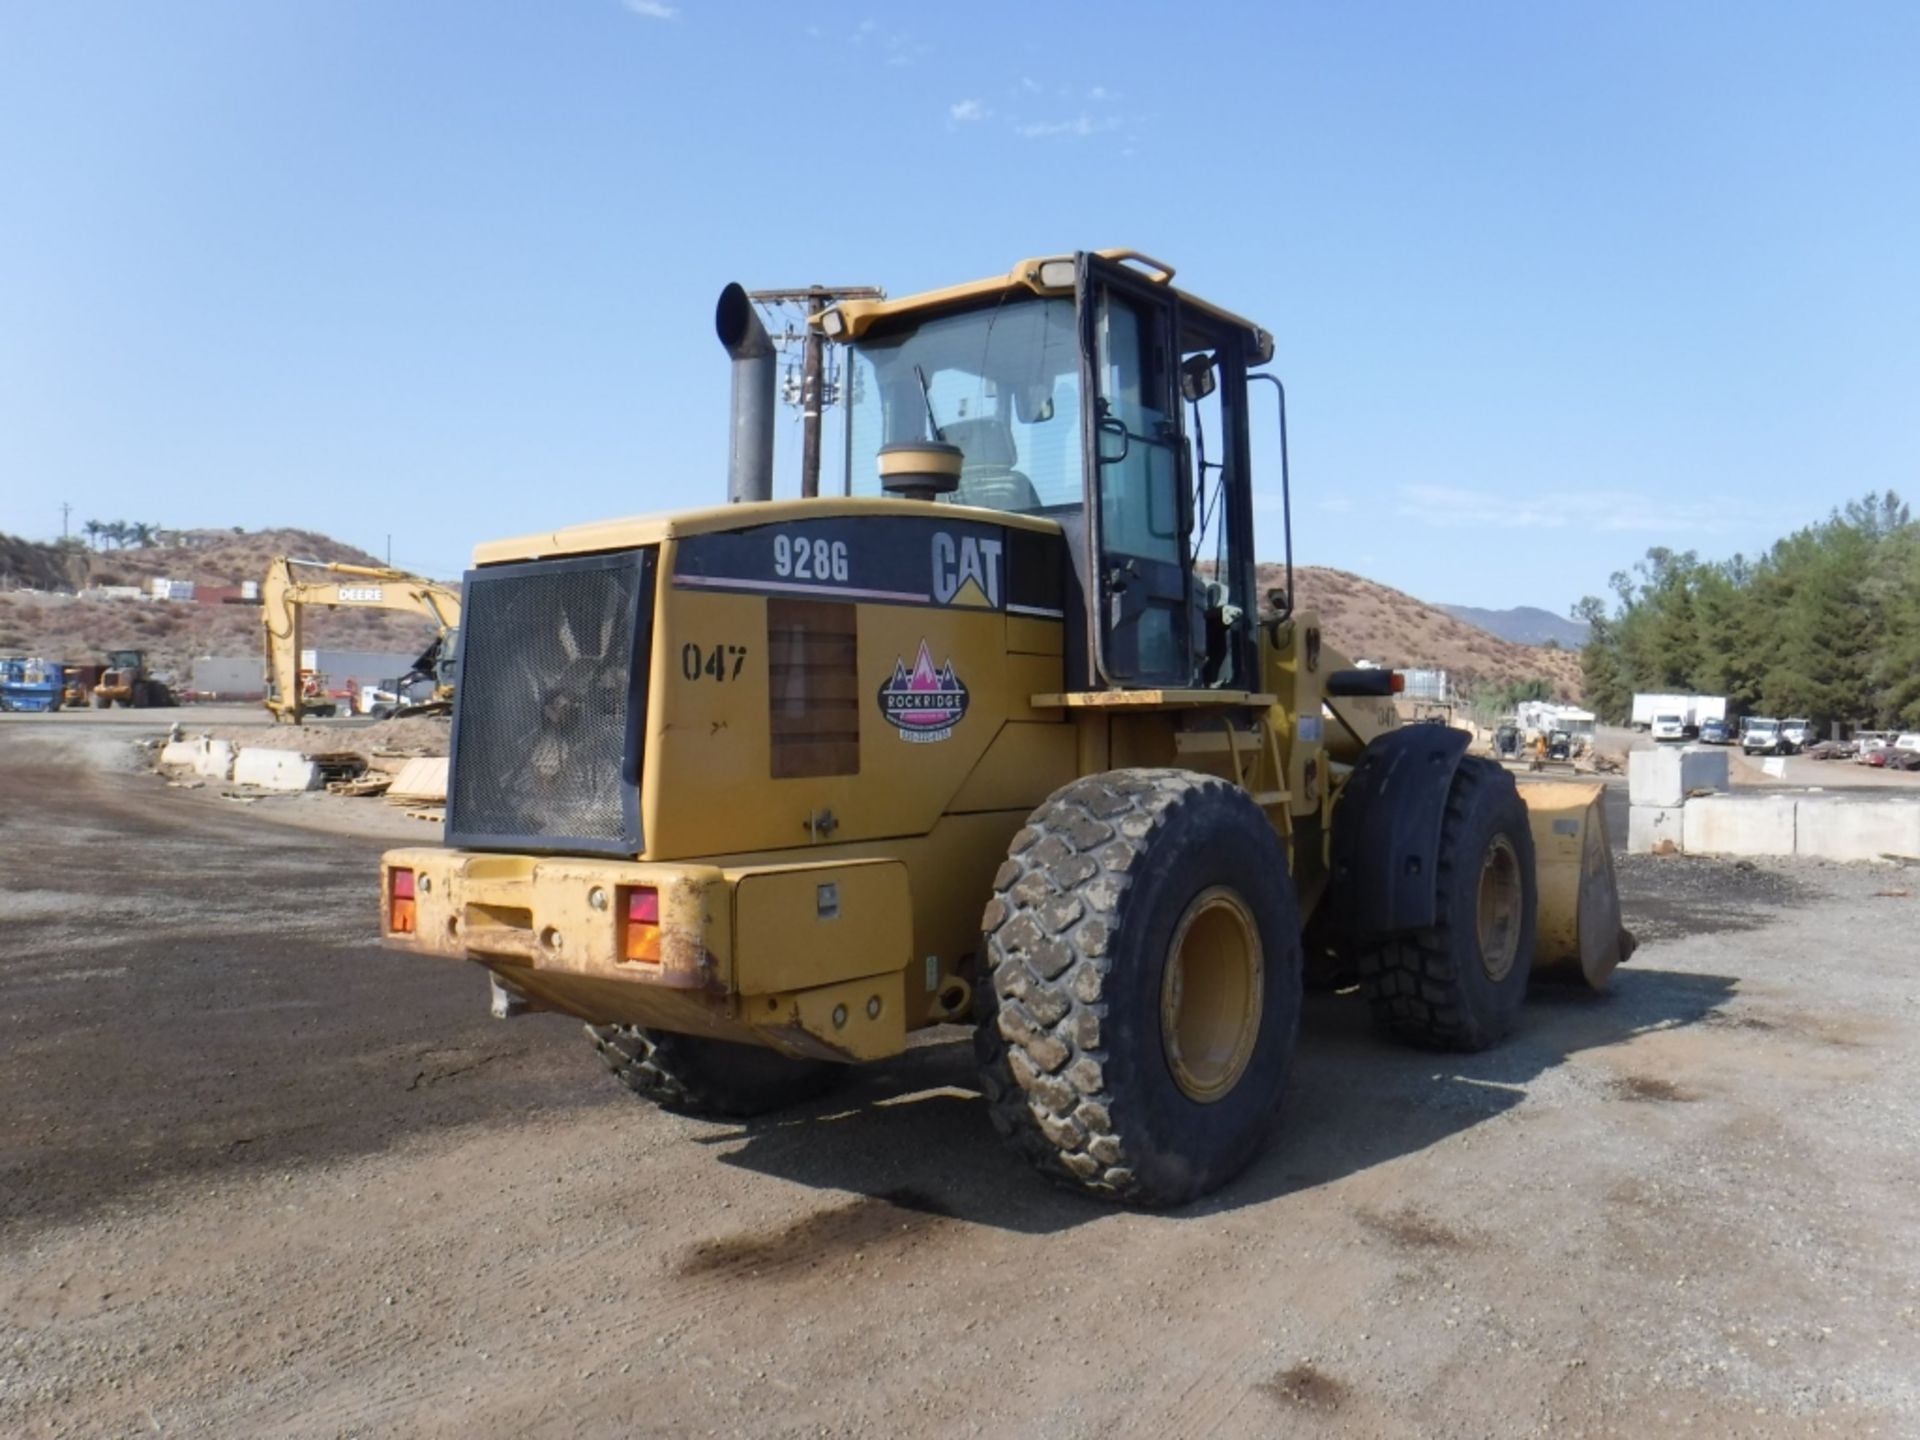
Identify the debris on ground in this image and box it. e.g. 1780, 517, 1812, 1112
327, 773, 394, 798
188, 715, 450, 762
385, 756, 449, 805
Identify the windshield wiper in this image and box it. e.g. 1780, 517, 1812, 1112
913, 364, 945, 441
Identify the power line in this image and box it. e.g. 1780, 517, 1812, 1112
747, 285, 884, 498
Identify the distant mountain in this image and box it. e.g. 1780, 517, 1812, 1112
1438, 603, 1589, 650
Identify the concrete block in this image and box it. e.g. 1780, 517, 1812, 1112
159, 737, 204, 768
193, 739, 236, 781
1793, 798, 1920, 864
1682, 795, 1797, 858
1628, 746, 1731, 807
1628, 804, 1686, 855
231, 747, 320, 792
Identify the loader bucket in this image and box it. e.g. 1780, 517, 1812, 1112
1519, 780, 1636, 990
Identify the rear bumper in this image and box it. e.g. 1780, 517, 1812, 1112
379, 848, 914, 1061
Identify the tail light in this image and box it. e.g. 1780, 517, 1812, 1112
389, 867, 416, 934
622, 885, 661, 963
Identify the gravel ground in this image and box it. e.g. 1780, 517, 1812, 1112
2, 720, 1917, 1438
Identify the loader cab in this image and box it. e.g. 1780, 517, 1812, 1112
831, 250, 1273, 696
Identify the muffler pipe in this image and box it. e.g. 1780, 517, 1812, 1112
716, 282, 775, 503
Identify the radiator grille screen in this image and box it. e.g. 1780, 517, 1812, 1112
446, 550, 653, 853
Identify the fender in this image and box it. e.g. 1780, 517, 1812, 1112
1329, 724, 1472, 938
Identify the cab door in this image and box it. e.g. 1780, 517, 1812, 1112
1078, 255, 1191, 687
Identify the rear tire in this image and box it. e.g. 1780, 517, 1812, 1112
977, 769, 1302, 1207
586, 1025, 844, 1118
1356, 758, 1536, 1051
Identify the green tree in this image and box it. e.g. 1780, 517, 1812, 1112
1577, 491, 1914, 730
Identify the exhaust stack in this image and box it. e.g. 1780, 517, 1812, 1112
715, 282, 775, 504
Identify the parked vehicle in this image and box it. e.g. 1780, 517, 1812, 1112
1743, 718, 1794, 756
1781, 718, 1817, 749
1651, 713, 1686, 742
1895, 733, 1920, 755
0, 657, 66, 712
1632, 693, 1726, 736
1698, 717, 1730, 745
1853, 731, 1889, 762
91, 649, 174, 709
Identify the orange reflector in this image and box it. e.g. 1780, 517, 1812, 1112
622, 886, 661, 963
389, 868, 416, 935
1390, 672, 1406, 693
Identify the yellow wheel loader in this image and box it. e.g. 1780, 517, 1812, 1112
91, 649, 173, 708
261, 557, 462, 723
379, 251, 1631, 1206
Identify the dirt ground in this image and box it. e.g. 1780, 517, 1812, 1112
3, 716, 1918, 1438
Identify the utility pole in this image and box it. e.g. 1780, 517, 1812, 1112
60, 502, 71, 541
746, 285, 885, 498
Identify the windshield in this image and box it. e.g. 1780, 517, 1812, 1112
1749, 721, 1778, 735
845, 297, 1082, 515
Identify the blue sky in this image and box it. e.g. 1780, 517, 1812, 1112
2, 2, 1915, 610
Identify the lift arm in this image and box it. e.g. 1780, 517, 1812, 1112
261, 557, 463, 723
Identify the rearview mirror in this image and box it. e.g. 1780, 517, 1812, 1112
1096, 415, 1131, 465
1179, 353, 1217, 403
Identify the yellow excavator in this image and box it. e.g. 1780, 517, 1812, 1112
375, 250, 1631, 1206
261, 557, 462, 723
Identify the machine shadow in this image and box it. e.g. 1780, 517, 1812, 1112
703, 965, 1739, 1235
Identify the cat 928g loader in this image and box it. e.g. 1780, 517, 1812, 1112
379, 250, 1631, 1206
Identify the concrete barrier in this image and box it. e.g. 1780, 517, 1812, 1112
1794, 798, 1920, 864
231, 747, 321, 792
193, 739, 236, 781
1628, 805, 1686, 855
1629, 747, 1730, 808
159, 735, 237, 780
158, 737, 203, 768
1683, 795, 1797, 858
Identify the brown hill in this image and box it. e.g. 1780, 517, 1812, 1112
0, 528, 443, 681
0, 534, 88, 591
2, 528, 1580, 703
1276, 565, 1582, 702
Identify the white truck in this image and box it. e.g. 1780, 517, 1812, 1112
1631, 693, 1727, 738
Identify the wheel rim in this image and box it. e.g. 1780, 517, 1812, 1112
1476, 834, 1523, 982
1160, 887, 1264, 1104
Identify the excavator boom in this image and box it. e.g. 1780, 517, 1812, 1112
261, 557, 462, 723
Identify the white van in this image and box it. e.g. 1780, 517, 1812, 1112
1651, 713, 1686, 742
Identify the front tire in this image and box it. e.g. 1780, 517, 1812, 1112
586, 1025, 844, 1118
977, 769, 1303, 1207
1356, 758, 1537, 1051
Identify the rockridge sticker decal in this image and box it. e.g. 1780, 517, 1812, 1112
878, 640, 969, 743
